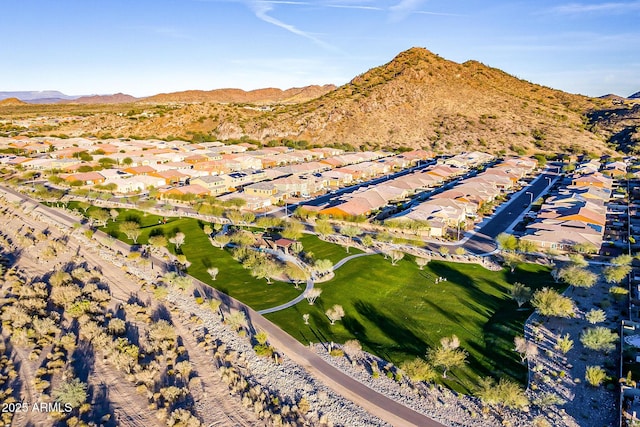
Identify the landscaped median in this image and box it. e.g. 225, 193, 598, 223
265, 256, 557, 394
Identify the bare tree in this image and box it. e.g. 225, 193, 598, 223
415, 256, 430, 270
326, 304, 345, 325
389, 250, 405, 266
169, 232, 186, 250
343, 339, 363, 365
340, 225, 362, 253
211, 234, 231, 249
119, 221, 142, 244
513, 336, 538, 363
305, 288, 322, 305
302, 313, 310, 325
109, 209, 119, 222
207, 267, 219, 281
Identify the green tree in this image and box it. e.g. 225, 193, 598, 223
585, 308, 607, 324
567, 253, 588, 267
281, 220, 305, 240
603, 264, 631, 284
580, 327, 618, 353
77, 201, 91, 214
119, 221, 142, 244
53, 378, 88, 408
400, 358, 438, 382
573, 242, 597, 254
556, 333, 574, 354
286, 265, 310, 289
530, 287, 575, 318
496, 232, 518, 251
585, 365, 609, 387
427, 335, 467, 378
610, 285, 630, 300
313, 259, 333, 274
510, 282, 532, 308
502, 252, 524, 272
340, 225, 362, 253
211, 233, 231, 249
517, 238, 537, 253
314, 219, 333, 237
225, 209, 243, 226
557, 265, 598, 288
89, 208, 110, 227
148, 234, 168, 250
476, 377, 529, 409
612, 254, 634, 265
251, 257, 280, 284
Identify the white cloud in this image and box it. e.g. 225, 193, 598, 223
550, 1, 640, 14
389, 0, 426, 21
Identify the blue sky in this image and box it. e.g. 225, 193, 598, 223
2, 0, 639, 97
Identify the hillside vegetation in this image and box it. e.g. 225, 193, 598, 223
1, 47, 635, 155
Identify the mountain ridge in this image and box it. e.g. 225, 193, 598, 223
1, 47, 635, 155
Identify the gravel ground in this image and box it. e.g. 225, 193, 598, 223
525, 266, 620, 427
164, 289, 390, 427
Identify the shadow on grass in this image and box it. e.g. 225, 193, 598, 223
353, 299, 429, 357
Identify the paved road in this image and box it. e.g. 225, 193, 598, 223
266, 159, 437, 217
0, 185, 446, 427
458, 168, 560, 255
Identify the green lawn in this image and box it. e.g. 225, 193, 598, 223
76, 205, 302, 311
265, 255, 556, 393
299, 234, 363, 265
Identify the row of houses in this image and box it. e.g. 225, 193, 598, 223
307, 153, 533, 234
0, 136, 436, 206
393, 157, 539, 236
217, 150, 434, 210
520, 170, 616, 252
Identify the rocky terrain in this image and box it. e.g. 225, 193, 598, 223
1, 47, 638, 155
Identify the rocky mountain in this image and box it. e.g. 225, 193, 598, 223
1, 48, 632, 155
630, 91, 640, 99
141, 85, 336, 104
0, 97, 27, 106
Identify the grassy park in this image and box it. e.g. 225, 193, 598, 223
299, 234, 363, 264
265, 255, 556, 393
76, 204, 302, 311
70, 203, 558, 392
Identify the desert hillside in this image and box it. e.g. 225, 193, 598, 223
1, 47, 633, 155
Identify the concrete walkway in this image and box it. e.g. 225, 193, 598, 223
257, 278, 314, 314
258, 251, 376, 314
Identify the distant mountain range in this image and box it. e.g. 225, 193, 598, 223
0, 85, 337, 105
1, 86, 638, 105
0, 90, 79, 102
